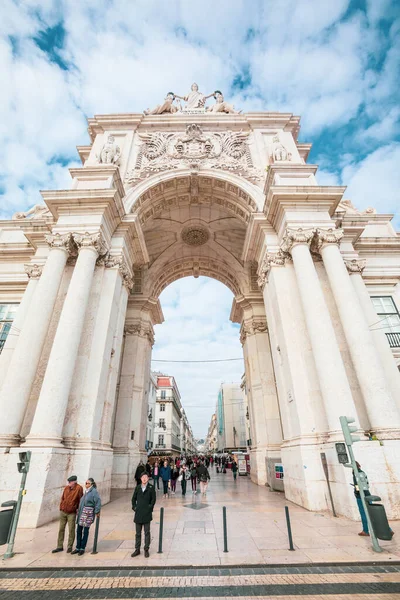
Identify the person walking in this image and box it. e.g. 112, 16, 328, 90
232, 460, 238, 481
160, 459, 171, 498
190, 463, 198, 494
152, 460, 160, 490
197, 461, 211, 495
171, 464, 179, 494
131, 472, 156, 558
72, 478, 101, 556
52, 475, 83, 554
179, 464, 189, 496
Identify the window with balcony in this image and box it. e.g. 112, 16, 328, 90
156, 434, 165, 448
161, 390, 166, 399
0, 304, 18, 353
371, 296, 400, 348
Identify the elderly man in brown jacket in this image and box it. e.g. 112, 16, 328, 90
52, 475, 83, 553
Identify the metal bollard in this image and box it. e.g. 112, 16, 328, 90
158, 507, 164, 554
91, 515, 100, 554
284, 506, 295, 551
222, 506, 228, 552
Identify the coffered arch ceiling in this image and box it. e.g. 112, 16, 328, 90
125, 170, 262, 299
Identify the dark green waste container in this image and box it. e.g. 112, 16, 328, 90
0, 501, 16, 545
365, 495, 393, 541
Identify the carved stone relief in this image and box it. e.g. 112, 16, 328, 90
125, 124, 262, 185
24, 263, 43, 279
181, 225, 210, 246
344, 258, 366, 274
97, 134, 121, 165
240, 317, 268, 345
124, 319, 155, 346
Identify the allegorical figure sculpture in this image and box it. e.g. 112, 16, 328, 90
99, 134, 121, 164
271, 135, 291, 162
175, 83, 213, 110
144, 92, 179, 115
207, 91, 240, 114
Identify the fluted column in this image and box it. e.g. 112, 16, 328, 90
0, 264, 42, 385
25, 232, 108, 447
345, 258, 400, 419
281, 227, 357, 434
0, 234, 74, 446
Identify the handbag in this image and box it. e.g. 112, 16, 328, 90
177, 474, 183, 482
78, 506, 95, 527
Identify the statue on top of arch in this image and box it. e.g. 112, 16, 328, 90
143, 84, 240, 115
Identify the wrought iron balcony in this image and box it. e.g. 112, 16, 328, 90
155, 443, 166, 448
386, 332, 400, 348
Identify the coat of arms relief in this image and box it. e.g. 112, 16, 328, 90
124, 124, 263, 186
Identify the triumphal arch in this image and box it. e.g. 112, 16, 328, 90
0, 85, 399, 527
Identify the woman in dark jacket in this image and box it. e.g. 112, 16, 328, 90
171, 464, 179, 494
160, 460, 171, 498
72, 478, 101, 556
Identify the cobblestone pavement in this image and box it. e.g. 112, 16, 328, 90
1, 468, 400, 569
1, 564, 400, 598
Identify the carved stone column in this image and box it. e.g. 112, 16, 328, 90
318, 229, 400, 434
345, 258, 400, 415
64, 255, 133, 448
112, 315, 154, 488
0, 234, 74, 447
0, 264, 42, 388
25, 232, 108, 447
281, 227, 357, 435
240, 314, 282, 487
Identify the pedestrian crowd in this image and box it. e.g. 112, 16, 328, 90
52, 453, 241, 558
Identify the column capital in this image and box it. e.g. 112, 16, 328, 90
316, 227, 344, 251
45, 232, 75, 255
24, 263, 42, 279
124, 318, 155, 346
73, 231, 109, 257
240, 317, 268, 345
102, 254, 134, 290
257, 251, 287, 290
344, 258, 366, 275
280, 227, 316, 254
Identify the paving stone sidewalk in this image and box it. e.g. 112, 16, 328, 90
1, 468, 400, 568
1, 564, 400, 598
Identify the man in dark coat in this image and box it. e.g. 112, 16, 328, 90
131, 472, 156, 557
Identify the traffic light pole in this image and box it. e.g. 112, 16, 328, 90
3, 451, 31, 559
339, 417, 381, 553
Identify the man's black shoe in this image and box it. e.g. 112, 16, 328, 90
144, 549, 149, 558
71, 549, 80, 555
52, 548, 63, 553
78, 550, 85, 556
131, 549, 140, 557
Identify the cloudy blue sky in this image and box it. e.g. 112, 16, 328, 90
1, 0, 399, 436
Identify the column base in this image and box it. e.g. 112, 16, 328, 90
23, 434, 64, 448
0, 434, 21, 448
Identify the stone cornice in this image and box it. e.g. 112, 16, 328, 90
354, 237, 400, 254
76, 145, 91, 164
296, 143, 312, 162
264, 185, 346, 231
68, 165, 125, 202
263, 163, 318, 196
87, 114, 144, 142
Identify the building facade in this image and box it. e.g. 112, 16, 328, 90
216, 383, 248, 452
0, 85, 399, 527
206, 413, 218, 453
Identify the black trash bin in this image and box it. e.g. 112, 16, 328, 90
365, 495, 393, 541
0, 501, 17, 545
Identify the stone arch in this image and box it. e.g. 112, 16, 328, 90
123, 168, 264, 221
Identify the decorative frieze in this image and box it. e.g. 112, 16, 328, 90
24, 263, 42, 279
124, 320, 155, 346
257, 251, 287, 290
240, 317, 268, 345
344, 258, 367, 275
73, 232, 108, 257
